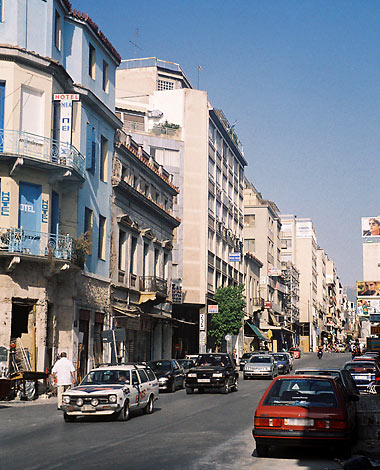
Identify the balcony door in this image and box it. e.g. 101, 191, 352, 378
18, 182, 42, 255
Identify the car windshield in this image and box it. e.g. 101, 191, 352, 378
196, 355, 227, 367
81, 369, 130, 385
263, 378, 338, 408
274, 354, 287, 361
345, 363, 376, 373
150, 361, 172, 372
249, 356, 271, 363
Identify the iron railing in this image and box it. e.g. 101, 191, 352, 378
139, 276, 167, 296
0, 227, 72, 260
0, 129, 85, 177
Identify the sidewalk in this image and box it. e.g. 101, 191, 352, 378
0, 394, 57, 407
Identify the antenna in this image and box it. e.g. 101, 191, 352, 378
129, 28, 142, 58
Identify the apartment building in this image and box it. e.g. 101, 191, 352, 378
111, 130, 179, 362
115, 58, 247, 355
0, 0, 120, 376
316, 248, 328, 345
243, 180, 291, 351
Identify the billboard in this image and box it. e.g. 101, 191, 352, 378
357, 281, 380, 297
362, 217, 380, 238
357, 299, 380, 316
296, 221, 314, 239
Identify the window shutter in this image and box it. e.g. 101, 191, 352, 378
86, 123, 92, 170
91, 126, 96, 172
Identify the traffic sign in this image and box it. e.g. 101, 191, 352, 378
229, 252, 241, 262
208, 305, 218, 314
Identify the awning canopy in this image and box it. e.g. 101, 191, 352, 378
247, 322, 268, 341
112, 306, 140, 318
138, 293, 157, 304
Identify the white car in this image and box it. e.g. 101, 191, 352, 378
61, 364, 159, 422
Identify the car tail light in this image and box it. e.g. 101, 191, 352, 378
328, 420, 346, 430
254, 417, 282, 427
315, 420, 330, 429
375, 377, 380, 381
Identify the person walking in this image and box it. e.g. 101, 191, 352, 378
51, 352, 75, 409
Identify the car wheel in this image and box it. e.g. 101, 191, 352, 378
143, 395, 154, 415
243, 375, 247, 380
221, 381, 229, 394
180, 378, 185, 390
116, 401, 130, 421
256, 442, 269, 457
169, 380, 176, 393
185, 386, 193, 395
63, 412, 76, 423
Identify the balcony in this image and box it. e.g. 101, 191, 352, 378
0, 227, 72, 260
0, 129, 85, 180
139, 276, 167, 296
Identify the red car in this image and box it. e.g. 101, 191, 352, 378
252, 375, 358, 457
289, 347, 301, 359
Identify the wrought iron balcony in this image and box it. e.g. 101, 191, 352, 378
252, 297, 265, 308
139, 276, 167, 296
0, 227, 72, 260
0, 129, 85, 178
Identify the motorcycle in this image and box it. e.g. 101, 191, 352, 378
317, 349, 323, 359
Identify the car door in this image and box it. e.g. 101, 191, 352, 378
172, 360, 183, 386
131, 370, 142, 409
137, 369, 150, 407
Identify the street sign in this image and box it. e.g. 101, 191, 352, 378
370, 314, 380, 323
229, 252, 241, 262
199, 313, 206, 331
264, 301, 272, 309
199, 331, 207, 345
208, 304, 218, 314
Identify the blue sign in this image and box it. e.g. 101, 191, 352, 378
229, 252, 241, 262
370, 314, 380, 323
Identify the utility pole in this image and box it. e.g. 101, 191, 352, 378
197, 65, 202, 89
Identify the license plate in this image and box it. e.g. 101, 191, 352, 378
82, 405, 96, 411
284, 418, 314, 426
198, 378, 210, 383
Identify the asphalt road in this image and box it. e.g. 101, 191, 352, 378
0, 352, 352, 470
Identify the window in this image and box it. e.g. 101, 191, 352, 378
89, 43, 96, 79
244, 239, 255, 253
0, 0, 4, 22
102, 61, 109, 93
98, 215, 106, 259
244, 215, 255, 227
154, 248, 160, 277
21, 86, 44, 135
54, 10, 61, 50
137, 369, 149, 383
143, 242, 149, 277
130, 236, 137, 274
163, 253, 169, 279
100, 136, 108, 181
118, 230, 126, 271
84, 207, 93, 254
157, 79, 174, 91
86, 123, 96, 172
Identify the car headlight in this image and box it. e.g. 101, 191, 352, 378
91, 398, 99, 407
187, 373, 196, 378
212, 373, 223, 377
278, 364, 285, 368
159, 377, 168, 382
63, 396, 70, 404
109, 394, 117, 403
76, 398, 84, 406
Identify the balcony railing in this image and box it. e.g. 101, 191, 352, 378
0, 129, 85, 178
139, 276, 167, 296
0, 227, 72, 260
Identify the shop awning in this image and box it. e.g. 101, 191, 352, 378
247, 323, 268, 341
112, 306, 140, 318
138, 293, 157, 304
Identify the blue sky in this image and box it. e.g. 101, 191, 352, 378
72, 0, 380, 286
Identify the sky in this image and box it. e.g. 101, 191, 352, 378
72, 0, 380, 286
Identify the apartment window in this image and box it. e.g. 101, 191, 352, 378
86, 123, 96, 172
130, 236, 137, 274
102, 61, 109, 93
154, 248, 160, 277
157, 79, 174, 91
118, 230, 126, 271
98, 215, 106, 259
143, 242, 149, 277
89, 43, 96, 79
84, 207, 93, 253
209, 121, 215, 143
163, 253, 169, 279
54, 10, 61, 50
244, 239, 255, 253
100, 135, 108, 181
244, 215, 255, 227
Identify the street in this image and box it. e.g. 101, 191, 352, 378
0, 353, 351, 470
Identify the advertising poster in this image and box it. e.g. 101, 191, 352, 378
357, 281, 380, 297
357, 299, 380, 316
362, 216, 380, 238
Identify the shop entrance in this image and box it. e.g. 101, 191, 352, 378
10, 300, 36, 371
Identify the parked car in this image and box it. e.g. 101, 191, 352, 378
61, 364, 159, 422
294, 368, 360, 398
177, 359, 195, 374
270, 353, 291, 375
243, 354, 278, 380
239, 352, 257, 371
353, 355, 380, 366
344, 361, 380, 393
283, 351, 294, 370
252, 375, 358, 457
149, 360, 185, 392
185, 353, 238, 394
289, 347, 301, 359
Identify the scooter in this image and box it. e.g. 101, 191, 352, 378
317, 349, 323, 359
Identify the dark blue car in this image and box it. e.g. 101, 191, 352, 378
270, 353, 291, 374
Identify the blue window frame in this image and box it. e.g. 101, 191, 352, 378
0, 1, 3, 23
86, 123, 96, 172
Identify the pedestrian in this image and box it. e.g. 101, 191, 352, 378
51, 352, 75, 410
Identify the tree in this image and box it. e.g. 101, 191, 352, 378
208, 284, 246, 347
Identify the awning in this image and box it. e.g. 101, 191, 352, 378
173, 318, 197, 325
268, 311, 280, 326
247, 323, 268, 341
112, 306, 140, 318
138, 293, 157, 304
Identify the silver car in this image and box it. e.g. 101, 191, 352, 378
243, 354, 278, 380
